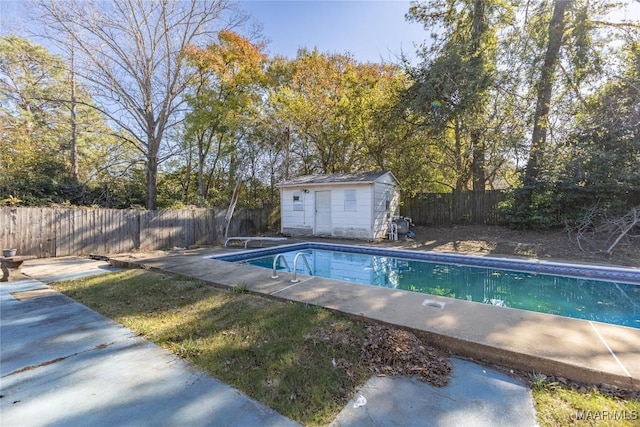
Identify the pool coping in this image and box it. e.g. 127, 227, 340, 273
109, 245, 640, 392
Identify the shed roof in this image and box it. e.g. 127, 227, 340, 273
277, 171, 397, 187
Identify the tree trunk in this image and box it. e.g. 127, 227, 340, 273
180, 140, 193, 203
223, 177, 242, 240
454, 118, 465, 192
471, 129, 485, 191
197, 134, 206, 207
283, 126, 291, 180
524, 0, 572, 188
146, 140, 159, 210
470, 0, 487, 192
69, 43, 79, 182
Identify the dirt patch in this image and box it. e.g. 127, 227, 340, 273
11, 288, 58, 300
381, 225, 640, 268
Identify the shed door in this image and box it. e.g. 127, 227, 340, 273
315, 191, 331, 235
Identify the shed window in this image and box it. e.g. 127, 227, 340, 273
293, 193, 303, 211
344, 190, 357, 211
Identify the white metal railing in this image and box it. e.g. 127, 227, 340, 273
271, 254, 291, 279
291, 252, 312, 283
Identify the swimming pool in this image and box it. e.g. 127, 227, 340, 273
212, 243, 640, 329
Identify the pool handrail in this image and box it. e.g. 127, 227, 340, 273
271, 254, 290, 279
291, 252, 312, 283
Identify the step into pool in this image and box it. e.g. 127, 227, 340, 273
212, 243, 640, 329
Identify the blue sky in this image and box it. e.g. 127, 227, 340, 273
239, 0, 640, 65
2, 0, 640, 65
0, 0, 425, 63
238, 1, 425, 63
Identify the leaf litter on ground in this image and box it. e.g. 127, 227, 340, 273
305, 321, 451, 387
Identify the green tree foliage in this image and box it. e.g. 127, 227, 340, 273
182, 30, 268, 207
273, 49, 370, 174
354, 66, 443, 195
500, 0, 638, 228
404, 0, 508, 192
559, 39, 640, 215
0, 36, 134, 206
264, 50, 425, 188
3, 1, 639, 218
523, 0, 573, 191
0, 36, 68, 203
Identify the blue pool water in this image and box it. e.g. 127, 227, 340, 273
222, 244, 640, 329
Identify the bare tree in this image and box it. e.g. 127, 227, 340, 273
36, 0, 244, 209
571, 206, 640, 255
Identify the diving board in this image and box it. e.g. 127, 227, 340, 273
224, 237, 288, 249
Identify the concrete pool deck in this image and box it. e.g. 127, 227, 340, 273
108, 245, 640, 392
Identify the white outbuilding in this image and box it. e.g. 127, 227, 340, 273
277, 171, 400, 241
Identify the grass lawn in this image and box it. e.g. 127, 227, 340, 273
533, 383, 640, 426
50, 269, 640, 427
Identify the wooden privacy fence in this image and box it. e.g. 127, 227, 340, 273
0, 207, 272, 258
6, 191, 636, 256
402, 190, 640, 226
402, 191, 507, 226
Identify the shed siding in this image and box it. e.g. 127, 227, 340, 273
372, 180, 400, 240
330, 185, 372, 239
281, 188, 313, 235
